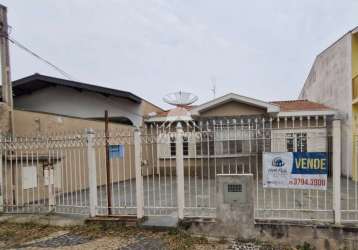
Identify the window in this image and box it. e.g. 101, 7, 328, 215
286, 133, 307, 152
286, 133, 294, 152
222, 140, 243, 154
170, 136, 176, 156
183, 136, 189, 156
213, 125, 255, 155
169, 136, 189, 157
196, 132, 214, 155
296, 133, 307, 152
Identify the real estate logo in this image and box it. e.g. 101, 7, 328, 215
272, 157, 285, 167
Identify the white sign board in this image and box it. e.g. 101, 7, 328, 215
263, 152, 328, 190
44, 164, 62, 188
22, 165, 38, 189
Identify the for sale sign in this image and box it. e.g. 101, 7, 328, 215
263, 152, 328, 190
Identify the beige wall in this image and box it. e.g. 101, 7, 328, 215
139, 100, 163, 117
3, 161, 54, 207
2, 143, 137, 207
13, 109, 132, 136
199, 101, 266, 117
2, 109, 137, 206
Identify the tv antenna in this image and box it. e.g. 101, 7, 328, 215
211, 76, 216, 99
163, 91, 198, 107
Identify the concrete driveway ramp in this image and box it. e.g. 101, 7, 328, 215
141, 215, 178, 229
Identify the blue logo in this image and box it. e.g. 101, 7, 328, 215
272, 157, 285, 167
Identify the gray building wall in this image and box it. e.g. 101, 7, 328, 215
14, 86, 143, 126
299, 33, 352, 176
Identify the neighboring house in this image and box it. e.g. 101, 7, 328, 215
0, 74, 164, 208
9, 73, 162, 128
145, 93, 336, 173
299, 26, 358, 179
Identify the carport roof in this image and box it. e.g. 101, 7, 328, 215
10, 73, 142, 103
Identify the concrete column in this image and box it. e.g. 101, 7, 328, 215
176, 122, 185, 220
134, 127, 144, 219
86, 128, 97, 217
0, 103, 11, 135
215, 174, 256, 238
332, 119, 341, 224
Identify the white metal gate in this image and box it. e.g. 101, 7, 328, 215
0, 128, 139, 217
0, 133, 89, 215
138, 116, 341, 222
0, 117, 354, 226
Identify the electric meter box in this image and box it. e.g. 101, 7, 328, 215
215, 174, 255, 239
217, 174, 253, 206
223, 183, 247, 203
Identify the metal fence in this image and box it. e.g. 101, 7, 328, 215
342, 135, 358, 223
147, 116, 335, 221
141, 126, 178, 217
91, 129, 137, 216
0, 116, 354, 226
0, 133, 89, 215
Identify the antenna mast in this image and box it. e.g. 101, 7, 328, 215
211, 76, 216, 99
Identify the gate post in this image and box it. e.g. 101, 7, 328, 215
176, 122, 185, 220
134, 127, 144, 219
86, 128, 97, 217
48, 150, 55, 211
332, 119, 341, 224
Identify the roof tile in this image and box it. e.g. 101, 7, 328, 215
270, 100, 332, 112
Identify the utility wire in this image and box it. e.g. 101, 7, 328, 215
5, 35, 76, 81
1, 33, 147, 121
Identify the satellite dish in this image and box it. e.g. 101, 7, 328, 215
163, 91, 198, 107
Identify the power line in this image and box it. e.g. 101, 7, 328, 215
5, 35, 76, 80
1, 33, 147, 121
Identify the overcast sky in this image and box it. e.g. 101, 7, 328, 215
1, 0, 357, 109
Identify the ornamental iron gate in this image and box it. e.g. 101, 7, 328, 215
0, 117, 353, 225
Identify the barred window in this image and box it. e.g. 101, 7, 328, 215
286, 133, 294, 152
286, 133, 307, 152
196, 132, 214, 155
170, 136, 189, 157
183, 136, 189, 156
222, 140, 243, 154
296, 133, 307, 152
170, 137, 176, 156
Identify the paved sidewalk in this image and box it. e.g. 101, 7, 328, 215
0, 221, 294, 250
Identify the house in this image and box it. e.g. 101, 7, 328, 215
0, 73, 164, 210
299, 26, 358, 180
7, 73, 163, 130
144, 93, 336, 176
